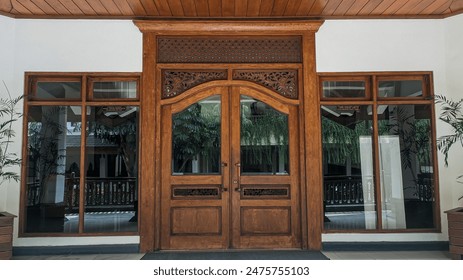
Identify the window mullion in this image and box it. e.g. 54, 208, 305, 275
371, 74, 383, 230
78, 76, 87, 234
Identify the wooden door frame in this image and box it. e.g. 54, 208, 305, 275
134, 20, 324, 252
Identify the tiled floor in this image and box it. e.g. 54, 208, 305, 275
323, 250, 453, 260
11, 251, 453, 260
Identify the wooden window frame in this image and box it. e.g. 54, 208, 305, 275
319, 71, 440, 234
319, 74, 371, 101
377, 74, 430, 101
28, 75, 83, 101
87, 74, 140, 101
20, 72, 142, 237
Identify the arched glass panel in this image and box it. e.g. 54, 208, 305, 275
240, 95, 289, 175
172, 95, 221, 175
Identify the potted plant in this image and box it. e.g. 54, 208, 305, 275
436, 95, 463, 260
0, 82, 22, 260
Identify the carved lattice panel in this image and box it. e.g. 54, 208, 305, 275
232, 70, 298, 99
157, 37, 302, 64
241, 185, 290, 200
172, 185, 221, 199
162, 70, 227, 99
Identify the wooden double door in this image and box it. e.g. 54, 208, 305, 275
161, 86, 301, 249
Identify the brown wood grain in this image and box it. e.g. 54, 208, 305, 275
208, 0, 222, 16
333, 0, 356, 15
419, 0, 450, 14
345, 0, 369, 15
125, 0, 147, 15
140, 0, 160, 15
322, 0, 344, 15
0, 234, 12, 244
0, 250, 12, 260
195, 0, 209, 16
382, 0, 410, 15
234, 0, 247, 16
259, 0, 275, 16
296, 0, 316, 16
370, 0, 395, 14
168, 0, 183, 16
83, 0, 109, 15
302, 31, 323, 250
5, 0, 462, 18
222, 0, 234, 16
154, 0, 172, 15
358, 0, 383, 15
308, 0, 329, 15
139, 33, 157, 252
284, 0, 302, 16
0, 226, 13, 235
271, 0, 290, 16
70, 0, 98, 15
30, 0, 57, 14
14, 0, 42, 14
113, 0, 135, 15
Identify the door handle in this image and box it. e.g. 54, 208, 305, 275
220, 162, 228, 192
234, 162, 241, 192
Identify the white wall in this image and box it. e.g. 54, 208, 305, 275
1, 18, 142, 246
0, 16, 16, 214
1, 15, 462, 246
317, 17, 463, 243
442, 14, 463, 209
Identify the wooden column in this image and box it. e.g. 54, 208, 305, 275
302, 30, 323, 251
139, 33, 157, 252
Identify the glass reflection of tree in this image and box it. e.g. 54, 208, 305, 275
172, 102, 220, 173
240, 102, 288, 168
88, 107, 138, 178
322, 116, 370, 167
28, 107, 67, 203
378, 106, 432, 196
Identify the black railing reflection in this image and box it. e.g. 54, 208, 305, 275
27, 177, 137, 211
323, 176, 434, 210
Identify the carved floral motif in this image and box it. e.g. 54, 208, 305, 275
232, 70, 298, 99
162, 70, 227, 99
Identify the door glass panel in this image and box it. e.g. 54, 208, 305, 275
240, 95, 289, 175
172, 95, 221, 174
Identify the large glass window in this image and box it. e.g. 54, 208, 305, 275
84, 106, 139, 233
25, 106, 81, 233
322, 105, 376, 230
320, 72, 438, 232
378, 104, 435, 229
22, 73, 140, 236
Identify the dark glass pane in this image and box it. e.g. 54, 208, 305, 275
240, 95, 289, 175
93, 81, 137, 99
321, 105, 377, 230
378, 105, 435, 229
322, 81, 366, 98
34, 81, 81, 99
172, 95, 221, 174
378, 80, 423, 98
84, 106, 139, 233
25, 106, 81, 233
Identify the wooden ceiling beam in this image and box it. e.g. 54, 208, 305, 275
1, 0, 463, 19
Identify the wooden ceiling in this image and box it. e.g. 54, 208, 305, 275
1, 0, 462, 19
